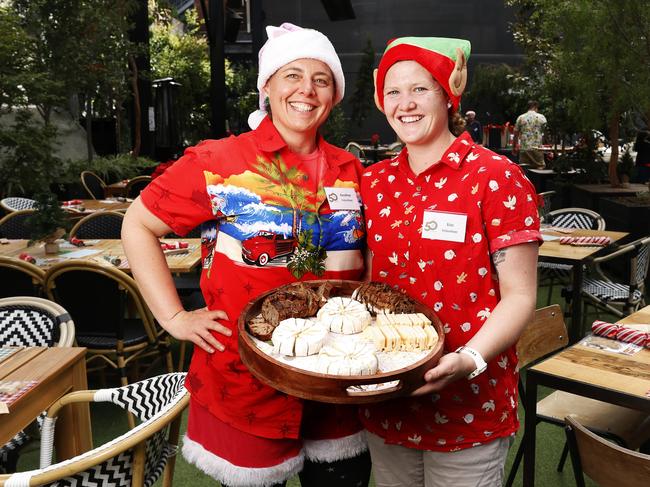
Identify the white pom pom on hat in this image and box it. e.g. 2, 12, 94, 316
247, 22, 345, 130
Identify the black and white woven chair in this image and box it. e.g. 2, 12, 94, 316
0, 297, 75, 473
536, 190, 556, 221
0, 210, 35, 239
0, 373, 189, 487
0, 197, 37, 213
578, 235, 650, 325
80, 171, 107, 200
69, 211, 124, 239
344, 141, 370, 166
538, 207, 607, 305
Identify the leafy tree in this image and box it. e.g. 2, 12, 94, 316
506, 0, 650, 186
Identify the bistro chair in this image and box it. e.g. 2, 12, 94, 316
565, 415, 650, 487
0, 197, 37, 213
0, 373, 189, 487
344, 142, 370, 165
505, 304, 650, 487
0, 210, 35, 239
577, 235, 650, 326
387, 141, 404, 152
125, 175, 152, 199
69, 211, 124, 239
536, 190, 556, 221
80, 170, 107, 200
43, 260, 174, 389
538, 207, 607, 305
0, 256, 45, 298
0, 296, 75, 474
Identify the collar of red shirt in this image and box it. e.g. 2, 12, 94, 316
254, 115, 357, 167
396, 131, 476, 174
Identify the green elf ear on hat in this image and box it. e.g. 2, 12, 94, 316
373, 37, 471, 113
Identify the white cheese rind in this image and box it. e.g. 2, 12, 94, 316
317, 297, 372, 334
271, 318, 328, 357
316, 341, 378, 376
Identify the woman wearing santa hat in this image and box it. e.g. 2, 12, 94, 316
360, 37, 541, 486
122, 23, 369, 487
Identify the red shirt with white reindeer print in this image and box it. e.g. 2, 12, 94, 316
360, 132, 542, 451
140, 116, 366, 440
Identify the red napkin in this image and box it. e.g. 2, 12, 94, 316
160, 241, 189, 250
559, 236, 611, 246
62, 199, 83, 206
592, 320, 650, 348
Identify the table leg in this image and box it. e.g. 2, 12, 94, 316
570, 263, 583, 342
523, 371, 538, 487
54, 357, 92, 460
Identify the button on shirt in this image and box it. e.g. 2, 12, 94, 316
140, 117, 366, 440
360, 132, 542, 451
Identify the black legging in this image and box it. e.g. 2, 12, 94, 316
299, 450, 372, 487
220, 450, 372, 487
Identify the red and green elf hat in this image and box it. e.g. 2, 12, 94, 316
374, 37, 471, 111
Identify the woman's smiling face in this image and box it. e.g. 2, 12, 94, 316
264, 58, 335, 142
382, 60, 449, 148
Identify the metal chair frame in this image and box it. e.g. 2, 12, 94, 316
80, 171, 107, 200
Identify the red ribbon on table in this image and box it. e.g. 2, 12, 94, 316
592, 320, 650, 348
160, 241, 188, 250
559, 236, 611, 246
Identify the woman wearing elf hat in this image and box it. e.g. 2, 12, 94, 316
122, 23, 370, 487
360, 37, 541, 486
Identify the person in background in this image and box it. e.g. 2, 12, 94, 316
361, 36, 541, 487
122, 22, 370, 487
465, 110, 482, 144
512, 100, 547, 168
633, 128, 650, 184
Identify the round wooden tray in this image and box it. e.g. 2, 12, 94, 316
238, 280, 445, 404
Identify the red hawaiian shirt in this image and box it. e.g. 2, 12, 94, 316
140, 117, 366, 440
360, 132, 542, 451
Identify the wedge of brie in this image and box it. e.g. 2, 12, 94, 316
316, 341, 378, 376
317, 297, 372, 334
272, 318, 328, 357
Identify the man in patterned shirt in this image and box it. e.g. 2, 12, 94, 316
513, 100, 547, 168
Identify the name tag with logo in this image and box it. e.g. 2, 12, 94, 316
324, 187, 361, 210
421, 210, 467, 242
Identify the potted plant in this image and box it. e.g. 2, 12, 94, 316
28, 192, 69, 254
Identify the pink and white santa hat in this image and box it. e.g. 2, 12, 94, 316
247, 22, 345, 129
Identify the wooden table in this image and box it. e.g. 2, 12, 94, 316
62, 199, 131, 216
539, 229, 628, 343
104, 181, 128, 198
523, 305, 650, 486
0, 347, 91, 460
539, 228, 628, 340
573, 183, 649, 212
0, 238, 202, 274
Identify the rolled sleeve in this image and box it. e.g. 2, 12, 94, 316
140, 145, 214, 236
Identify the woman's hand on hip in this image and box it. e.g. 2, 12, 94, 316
163, 307, 231, 354
410, 351, 475, 396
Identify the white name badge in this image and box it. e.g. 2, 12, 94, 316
324, 187, 361, 210
421, 210, 467, 243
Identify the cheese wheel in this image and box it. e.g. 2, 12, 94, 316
317, 297, 372, 334
316, 341, 378, 376
272, 318, 328, 356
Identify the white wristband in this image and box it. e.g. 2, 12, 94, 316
455, 346, 487, 379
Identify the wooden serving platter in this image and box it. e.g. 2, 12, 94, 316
238, 280, 445, 404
